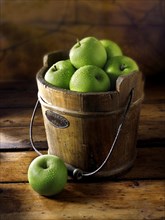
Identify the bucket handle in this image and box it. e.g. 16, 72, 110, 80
29, 89, 134, 180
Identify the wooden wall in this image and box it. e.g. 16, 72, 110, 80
1, 0, 165, 81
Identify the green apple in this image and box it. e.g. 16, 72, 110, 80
104, 55, 139, 90
44, 59, 75, 89
100, 39, 123, 59
28, 155, 68, 196
69, 65, 110, 92
69, 36, 107, 69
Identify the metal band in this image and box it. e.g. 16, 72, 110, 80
38, 91, 143, 117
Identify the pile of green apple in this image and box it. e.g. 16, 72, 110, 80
28, 37, 139, 197
45, 36, 139, 92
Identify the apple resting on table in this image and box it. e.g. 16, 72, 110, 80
28, 155, 68, 196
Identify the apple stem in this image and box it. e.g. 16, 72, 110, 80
120, 64, 127, 71
76, 38, 81, 47
53, 65, 57, 71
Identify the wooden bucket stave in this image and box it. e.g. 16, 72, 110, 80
36, 51, 144, 177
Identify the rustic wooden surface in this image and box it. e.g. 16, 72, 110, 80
0, 1, 165, 219
0, 78, 165, 220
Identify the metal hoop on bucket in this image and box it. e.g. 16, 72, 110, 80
29, 89, 134, 180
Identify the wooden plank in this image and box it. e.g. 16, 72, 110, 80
0, 147, 165, 183
0, 108, 43, 127
1, 80, 164, 108
138, 102, 165, 142
0, 82, 164, 151
1, 101, 164, 127
0, 101, 164, 150
140, 103, 164, 123
0, 121, 164, 151
0, 126, 47, 150
0, 180, 164, 220
1, 103, 164, 127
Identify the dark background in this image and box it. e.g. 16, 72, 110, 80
1, 0, 165, 83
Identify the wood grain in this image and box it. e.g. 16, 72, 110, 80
0, 126, 47, 150
0, 39, 164, 219
1, 100, 164, 150
0, 147, 165, 183
0, 180, 164, 220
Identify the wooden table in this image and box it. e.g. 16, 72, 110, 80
0, 79, 165, 220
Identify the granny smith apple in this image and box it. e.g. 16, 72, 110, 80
44, 59, 75, 89
104, 55, 139, 90
69, 65, 110, 92
69, 36, 107, 69
28, 155, 68, 196
100, 39, 123, 59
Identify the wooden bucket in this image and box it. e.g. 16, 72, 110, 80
36, 51, 144, 178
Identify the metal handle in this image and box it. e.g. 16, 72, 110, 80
29, 89, 134, 180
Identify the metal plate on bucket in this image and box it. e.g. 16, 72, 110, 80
45, 110, 69, 129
